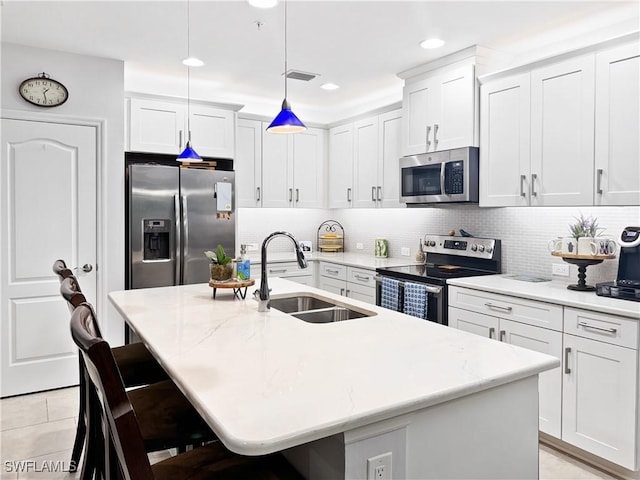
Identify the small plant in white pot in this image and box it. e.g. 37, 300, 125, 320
205, 245, 233, 281
569, 213, 605, 255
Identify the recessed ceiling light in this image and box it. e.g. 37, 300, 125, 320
320, 83, 340, 91
420, 38, 445, 49
248, 0, 278, 8
182, 57, 204, 67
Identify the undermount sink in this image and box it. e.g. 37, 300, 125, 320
267, 294, 375, 324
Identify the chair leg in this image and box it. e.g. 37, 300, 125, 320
70, 357, 87, 472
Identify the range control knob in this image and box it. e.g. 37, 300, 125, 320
486, 247, 493, 254
470, 244, 478, 251
478, 245, 485, 252
428, 240, 436, 247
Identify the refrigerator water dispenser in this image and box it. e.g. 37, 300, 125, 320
143, 219, 170, 260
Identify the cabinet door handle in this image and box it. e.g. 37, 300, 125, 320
179, 130, 183, 149
256, 186, 261, 202
426, 125, 432, 150
372, 186, 376, 202
346, 289, 350, 296
433, 123, 439, 150
499, 330, 506, 342
531, 173, 537, 197
296, 188, 299, 203
340, 288, 345, 296
326, 269, 340, 275
489, 327, 495, 339
377, 186, 382, 202
564, 347, 571, 374
288, 188, 293, 203
354, 274, 370, 281
596, 169, 604, 195
347, 187, 352, 202
577, 321, 617, 334
484, 302, 513, 312
520, 175, 527, 197
269, 268, 287, 274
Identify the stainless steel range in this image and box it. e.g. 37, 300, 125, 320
376, 235, 502, 325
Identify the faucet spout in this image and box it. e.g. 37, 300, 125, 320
254, 231, 307, 312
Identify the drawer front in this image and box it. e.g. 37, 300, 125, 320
346, 282, 376, 305
448, 286, 563, 331
564, 307, 638, 349
266, 261, 312, 278
320, 262, 347, 281
347, 267, 376, 287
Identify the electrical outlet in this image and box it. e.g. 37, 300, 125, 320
245, 243, 258, 252
401, 247, 411, 256
367, 453, 392, 480
552, 263, 570, 276
356, 242, 364, 250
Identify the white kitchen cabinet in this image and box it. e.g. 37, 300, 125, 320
402, 63, 476, 156
448, 287, 563, 438
261, 127, 326, 208
250, 261, 315, 286
479, 73, 531, 207
328, 124, 354, 208
594, 42, 640, 206
129, 97, 235, 158
530, 55, 595, 206
236, 118, 262, 207
328, 108, 402, 209
317, 262, 376, 304
561, 307, 638, 470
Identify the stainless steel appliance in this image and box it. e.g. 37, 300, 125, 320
127, 162, 235, 289
376, 234, 501, 324
596, 226, 640, 302
400, 147, 479, 205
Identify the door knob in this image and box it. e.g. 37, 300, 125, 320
82, 264, 93, 273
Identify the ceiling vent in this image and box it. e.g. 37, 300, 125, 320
285, 70, 318, 82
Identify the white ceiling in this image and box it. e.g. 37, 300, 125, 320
1, 1, 638, 123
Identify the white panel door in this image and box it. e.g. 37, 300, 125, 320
594, 42, 640, 206
378, 109, 403, 208
562, 334, 637, 470
261, 129, 291, 208
189, 105, 235, 159
480, 74, 531, 207
236, 118, 262, 207
1, 119, 97, 397
328, 124, 353, 208
436, 64, 476, 151
530, 56, 595, 206
448, 306, 499, 340
352, 116, 379, 208
129, 98, 184, 154
402, 77, 438, 155
292, 127, 325, 208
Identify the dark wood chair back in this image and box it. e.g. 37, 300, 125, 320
70, 304, 155, 480
53, 259, 74, 281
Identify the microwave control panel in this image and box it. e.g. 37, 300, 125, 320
444, 161, 464, 195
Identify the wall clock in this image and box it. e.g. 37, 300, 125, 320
19, 72, 68, 107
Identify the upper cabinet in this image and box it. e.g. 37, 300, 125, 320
127, 96, 236, 159
594, 42, 640, 205
480, 35, 640, 207
328, 108, 403, 209
236, 118, 262, 208
401, 63, 477, 156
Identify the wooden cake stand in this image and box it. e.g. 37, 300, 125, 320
551, 252, 616, 291
209, 278, 255, 299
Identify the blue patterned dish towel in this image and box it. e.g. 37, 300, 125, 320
381, 278, 400, 311
404, 282, 428, 319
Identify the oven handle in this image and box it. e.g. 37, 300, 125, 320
374, 276, 443, 295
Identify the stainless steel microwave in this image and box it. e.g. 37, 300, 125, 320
399, 147, 479, 205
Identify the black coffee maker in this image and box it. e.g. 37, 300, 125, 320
596, 226, 640, 302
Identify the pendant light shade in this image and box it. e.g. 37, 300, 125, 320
177, 0, 202, 161
267, 0, 306, 134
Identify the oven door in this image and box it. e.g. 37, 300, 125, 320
375, 276, 446, 325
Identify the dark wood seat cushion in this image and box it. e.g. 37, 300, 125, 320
129, 380, 215, 450
112, 342, 168, 387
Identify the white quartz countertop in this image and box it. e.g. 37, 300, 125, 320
448, 275, 640, 319
109, 278, 558, 455
248, 251, 415, 270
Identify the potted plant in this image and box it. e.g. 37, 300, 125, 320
568, 213, 604, 240
205, 245, 233, 281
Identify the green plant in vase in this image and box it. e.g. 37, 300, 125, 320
568, 213, 604, 240
205, 245, 233, 281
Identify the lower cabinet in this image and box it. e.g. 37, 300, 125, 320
250, 261, 314, 286
317, 262, 376, 305
449, 286, 640, 471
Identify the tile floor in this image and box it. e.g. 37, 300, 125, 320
0, 386, 619, 479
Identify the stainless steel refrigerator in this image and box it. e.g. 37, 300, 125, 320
127, 163, 235, 289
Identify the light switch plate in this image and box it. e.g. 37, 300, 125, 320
356, 243, 364, 250
552, 263, 569, 276
401, 247, 411, 256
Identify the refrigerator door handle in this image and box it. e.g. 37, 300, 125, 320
174, 194, 181, 286
182, 194, 189, 283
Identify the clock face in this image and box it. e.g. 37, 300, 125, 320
19, 76, 68, 107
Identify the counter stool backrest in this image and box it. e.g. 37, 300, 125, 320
53, 259, 74, 281
70, 304, 155, 480
59, 276, 104, 338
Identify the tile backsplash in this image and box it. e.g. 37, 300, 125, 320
238, 206, 639, 284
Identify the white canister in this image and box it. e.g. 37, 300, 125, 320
577, 237, 598, 256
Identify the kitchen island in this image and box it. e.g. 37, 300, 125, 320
109, 278, 558, 479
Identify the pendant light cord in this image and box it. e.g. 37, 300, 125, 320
284, 0, 288, 100
186, 0, 191, 140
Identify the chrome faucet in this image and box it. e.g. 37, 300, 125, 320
254, 231, 307, 312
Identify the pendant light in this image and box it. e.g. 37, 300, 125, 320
266, 0, 307, 134
177, 0, 202, 161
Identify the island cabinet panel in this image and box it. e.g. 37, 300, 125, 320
594, 42, 640, 206
317, 262, 376, 304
